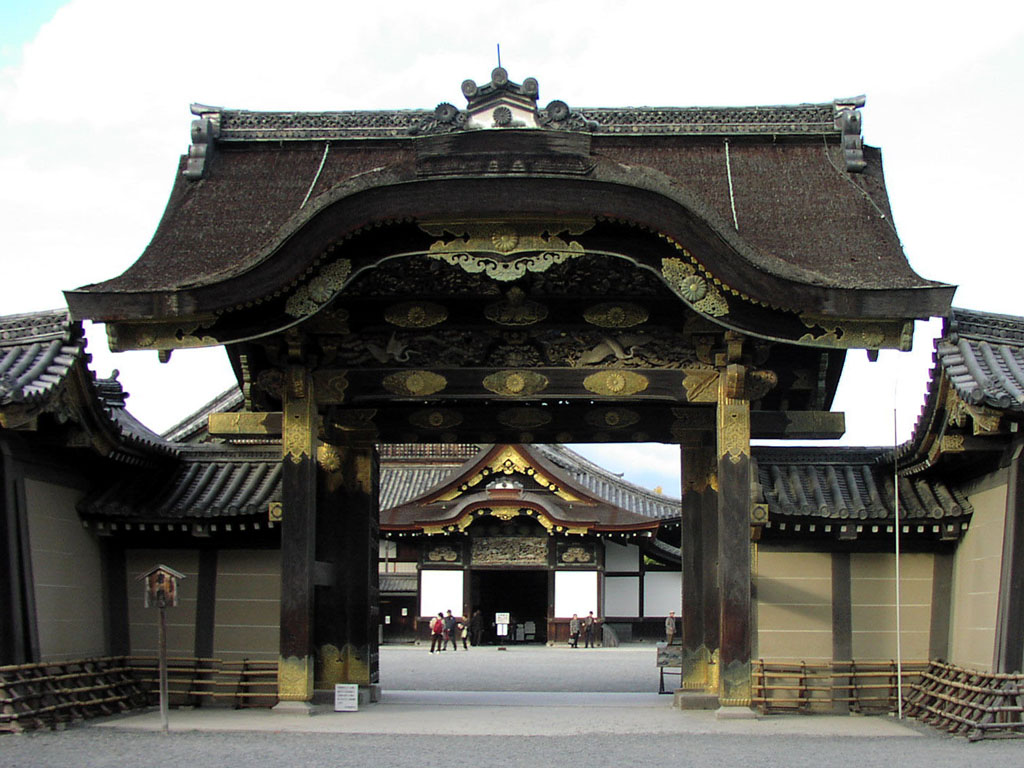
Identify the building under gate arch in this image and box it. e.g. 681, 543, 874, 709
9, 69, 1019, 716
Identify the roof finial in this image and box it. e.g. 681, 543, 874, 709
496, 43, 501, 69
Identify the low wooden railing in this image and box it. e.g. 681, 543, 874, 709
903, 661, 1024, 740
1, 656, 279, 732
753, 659, 929, 714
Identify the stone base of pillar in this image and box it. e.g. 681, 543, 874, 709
673, 690, 719, 710
272, 700, 315, 715
715, 705, 758, 720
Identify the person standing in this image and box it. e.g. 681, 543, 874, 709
569, 613, 581, 648
460, 618, 469, 650
665, 610, 677, 645
443, 609, 458, 651
470, 609, 483, 646
583, 611, 596, 648
430, 613, 444, 653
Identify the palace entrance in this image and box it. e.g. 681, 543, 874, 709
66, 68, 951, 710
471, 570, 549, 644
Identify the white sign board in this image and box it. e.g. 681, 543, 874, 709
495, 612, 510, 625
334, 683, 359, 712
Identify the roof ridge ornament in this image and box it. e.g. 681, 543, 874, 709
409, 68, 596, 136
833, 95, 867, 173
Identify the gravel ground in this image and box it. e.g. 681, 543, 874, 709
3, 645, 1022, 767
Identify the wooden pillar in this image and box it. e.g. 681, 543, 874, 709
716, 362, 752, 708
680, 441, 718, 691
277, 368, 317, 703
314, 444, 380, 693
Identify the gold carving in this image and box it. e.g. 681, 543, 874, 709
583, 302, 649, 328
208, 411, 283, 437
745, 369, 778, 402
941, 434, 966, 452
285, 259, 352, 318
718, 366, 750, 464
106, 319, 219, 352
585, 409, 639, 429
497, 408, 552, 429
968, 404, 1002, 435
317, 443, 342, 472
283, 378, 315, 465
471, 536, 549, 565
583, 370, 649, 396
313, 370, 348, 404
422, 219, 591, 282
681, 645, 711, 690
484, 287, 549, 326
483, 370, 549, 397
315, 643, 370, 687
268, 501, 283, 522
798, 316, 905, 350
683, 447, 717, 493
427, 545, 459, 562
662, 258, 729, 317
719, 659, 752, 707
409, 409, 463, 430
682, 367, 719, 403
436, 446, 581, 502
490, 507, 520, 521
382, 370, 447, 396
331, 409, 377, 431
385, 301, 448, 328
277, 655, 314, 701
561, 545, 593, 563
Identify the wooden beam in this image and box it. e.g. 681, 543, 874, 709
750, 410, 845, 440
208, 411, 283, 438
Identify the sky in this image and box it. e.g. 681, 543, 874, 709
1, 1, 1023, 494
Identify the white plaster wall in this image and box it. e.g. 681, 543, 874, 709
756, 547, 832, 664
603, 575, 639, 617
603, 540, 640, 571
554, 570, 597, 617
24, 479, 106, 660
643, 571, 681, 617
214, 549, 280, 662
419, 569, 463, 618
949, 480, 1007, 671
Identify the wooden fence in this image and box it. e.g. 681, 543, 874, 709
753, 659, 929, 714
903, 661, 1024, 740
1, 656, 278, 732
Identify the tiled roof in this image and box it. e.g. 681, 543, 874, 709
938, 308, 1024, 412
80, 445, 280, 520
380, 574, 417, 594
754, 446, 971, 524
0, 309, 83, 405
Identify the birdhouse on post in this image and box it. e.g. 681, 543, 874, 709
140, 564, 185, 608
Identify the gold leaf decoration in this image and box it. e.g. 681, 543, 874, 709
285, 259, 352, 318
422, 219, 591, 282
682, 367, 719, 403
798, 316, 899, 349
490, 507, 520, 522
497, 408, 552, 429
409, 409, 463, 430
313, 370, 348, 404
584, 409, 640, 429
746, 369, 778, 402
661, 257, 729, 317
316, 444, 342, 472
483, 370, 549, 397
583, 302, 649, 328
583, 370, 649, 396
384, 302, 448, 328
484, 287, 549, 326
382, 370, 447, 396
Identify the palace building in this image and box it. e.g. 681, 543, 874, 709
3, 69, 1022, 717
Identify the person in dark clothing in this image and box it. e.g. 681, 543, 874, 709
443, 609, 458, 651
583, 611, 596, 648
569, 614, 581, 648
470, 609, 483, 646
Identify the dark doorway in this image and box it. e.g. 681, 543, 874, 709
471, 570, 548, 644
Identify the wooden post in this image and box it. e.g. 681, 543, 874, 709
313, 443, 380, 697
276, 368, 317, 706
717, 361, 753, 709
158, 596, 169, 732
680, 441, 717, 692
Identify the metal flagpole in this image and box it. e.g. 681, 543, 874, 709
893, 392, 904, 719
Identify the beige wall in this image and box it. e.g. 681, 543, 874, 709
213, 549, 280, 662
24, 479, 106, 660
755, 546, 832, 663
949, 480, 1007, 671
126, 549, 199, 657
850, 552, 933, 661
